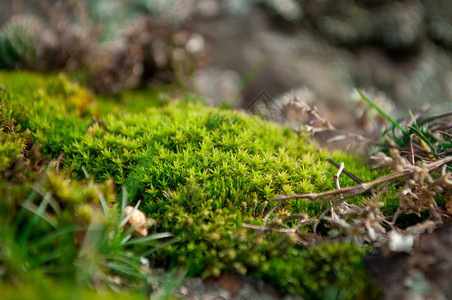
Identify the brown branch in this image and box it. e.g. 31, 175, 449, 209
261, 202, 282, 230
271, 156, 452, 203
242, 223, 297, 233
409, 134, 415, 165
333, 161, 344, 191
327, 158, 365, 184
418, 111, 452, 125
438, 130, 452, 139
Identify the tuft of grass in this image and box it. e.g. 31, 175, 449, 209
353, 91, 451, 225
0, 165, 173, 298
358, 89, 451, 169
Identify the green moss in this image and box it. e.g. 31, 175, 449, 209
268, 242, 381, 298
0, 71, 384, 297
0, 94, 30, 172
95, 86, 174, 115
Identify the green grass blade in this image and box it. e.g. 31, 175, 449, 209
119, 233, 133, 246
106, 262, 144, 279
33, 226, 79, 247
120, 200, 141, 228
236, 56, 267, 100
21, 201, 57, 228
81, 166, 90, 179
120, 185, 127, 220
408, 110, 418, 127
18, 192, 51, 245
357, 89, 407, 134
124, 232, 172, 247
140, 239, 177, 257
408, 125, 436, 153
13, 171, 49, 231
98, 188, 109, 218
31, 251, 64, 268
13, 188, 37, 231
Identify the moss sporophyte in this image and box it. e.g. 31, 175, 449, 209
0, 71, 386, 297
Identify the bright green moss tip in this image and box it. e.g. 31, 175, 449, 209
0, 71, 384, 297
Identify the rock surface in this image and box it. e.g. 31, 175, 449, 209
364, 225, 452, 300
192, 1, 452, 119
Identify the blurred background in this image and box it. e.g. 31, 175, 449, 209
1, 0, 451, 128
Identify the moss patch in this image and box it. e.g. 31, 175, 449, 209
0, 71, 385, 297
0, 89, 31, 172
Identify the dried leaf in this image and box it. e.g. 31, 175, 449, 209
124, 205, 148, 237
446, 198, 452, 216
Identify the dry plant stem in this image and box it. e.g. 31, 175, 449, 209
242, 223, 293, 233
401, 145, 442, 160
409, 130, 433, 154
430, 124, 452, 132
55, 153, 65, 172
261, 202, 282, 230
312, 191, 367, 234
330, 162, 345, 222
290, 90, 335, 132
272, 156, 452, 203
324, 130, 372, 144
310, 106, 335, 131
290, 90, 371, 144
439, 130, 452, 139
334, 162, 345, 191
410, 134, 415, 165
327, 159, 366, 185
418, 111, 452, 125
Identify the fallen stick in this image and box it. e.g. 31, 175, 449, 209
271, 156, 452, 203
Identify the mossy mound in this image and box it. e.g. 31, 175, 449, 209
0, 71, 384, 297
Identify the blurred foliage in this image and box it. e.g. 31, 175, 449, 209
0, 23, 36, 69
0, 163, 173, 294
0, 276, 144, 300
0, 164, 176, 297
0, 1, 202, 95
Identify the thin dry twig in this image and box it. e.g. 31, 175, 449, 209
418, 111, 452, 125
271, 156, 452, 203
327, 159, 364, 184
244, 154, 452, 246
261, 202, 282, 231
334, 162, 345, 190
284, 90, 372, 147
409, 134, 415, 165
439, 130, 452, 139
